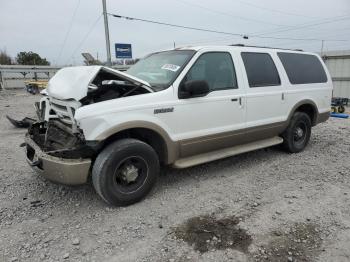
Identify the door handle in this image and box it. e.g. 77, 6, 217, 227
231, 97, 243, 107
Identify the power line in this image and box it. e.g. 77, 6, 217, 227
172, 0, 292, 27
109, 13, 245, 37
56, 0, 81, 65
256, 36, 349, 53
172, 1, 350, 41
232, 0, 320, 19
250, 15, 350, 48
109, 13, 348, 43
169, 0, 350, 46
66, 14, 102, 65
254, 15, 350, 37
251, 34, 347, 42
265, 29, 350, 47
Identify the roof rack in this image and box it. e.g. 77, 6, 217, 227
229, 44, 303, 52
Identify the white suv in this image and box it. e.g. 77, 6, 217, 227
25, 45, 332, 206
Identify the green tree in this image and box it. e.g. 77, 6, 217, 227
0, 50, 12, 65
16, 51, 50, 65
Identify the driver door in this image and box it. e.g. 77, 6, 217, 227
164, 51, 246, 157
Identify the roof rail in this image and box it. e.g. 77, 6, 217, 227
229, 44, 303, 52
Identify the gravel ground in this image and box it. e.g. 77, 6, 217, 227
0, 90, 349, 262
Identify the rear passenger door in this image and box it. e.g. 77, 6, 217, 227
240, 52, 285, 128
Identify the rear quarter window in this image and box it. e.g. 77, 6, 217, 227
277, 52, 327, 84
241, 52, 281, 88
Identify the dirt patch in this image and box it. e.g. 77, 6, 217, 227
172, 215, 252, 253
254, 223, 322, 262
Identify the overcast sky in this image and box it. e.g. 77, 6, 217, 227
1, 0, 349, 65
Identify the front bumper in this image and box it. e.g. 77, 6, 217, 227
25, 134, 91, 185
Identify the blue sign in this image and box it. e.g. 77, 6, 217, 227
115, 43, 132, 59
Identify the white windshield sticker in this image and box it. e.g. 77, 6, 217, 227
161, 64, 180, 72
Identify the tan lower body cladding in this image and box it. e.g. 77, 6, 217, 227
178, 121, 287, 158
177, 111, 330, 159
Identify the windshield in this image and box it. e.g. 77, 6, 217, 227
126, 50, 195, 90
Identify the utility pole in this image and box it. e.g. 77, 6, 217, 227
321, 40, 325, 57
102, 0, 112, 66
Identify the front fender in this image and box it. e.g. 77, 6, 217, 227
78, 113, 173, 140
77, 113, 179, 163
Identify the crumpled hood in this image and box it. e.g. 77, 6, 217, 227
47, 66, 151, 101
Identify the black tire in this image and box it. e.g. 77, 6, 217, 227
338, 105, 345, 113
281, 112, 311, 153
92, 138, 160, 206
331, 106, 337, 113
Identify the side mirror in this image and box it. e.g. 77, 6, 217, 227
179, 80, 210, 99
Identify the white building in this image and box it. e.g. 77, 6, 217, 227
322, 50, 350, 98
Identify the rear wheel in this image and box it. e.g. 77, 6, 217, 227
281, 112, 311, 153
92, 138, 160, 206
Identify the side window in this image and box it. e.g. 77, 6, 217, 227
184, 52, 238, 91
277, 52, 327, 84
241, 52, 281, 87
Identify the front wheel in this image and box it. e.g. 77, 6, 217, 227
281, 112, 311, 153
92, 138, 160, 206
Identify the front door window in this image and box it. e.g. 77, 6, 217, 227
184, 52, 238, 92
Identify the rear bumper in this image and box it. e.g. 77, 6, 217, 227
25, 134, 91, 185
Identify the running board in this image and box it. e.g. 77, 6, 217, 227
173, 136, 283, 168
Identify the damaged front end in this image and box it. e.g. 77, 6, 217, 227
24, 66, 152, 185
28, 120, 101, 159
25, 121, 99, 185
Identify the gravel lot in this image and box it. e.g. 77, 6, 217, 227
0, 90, 349, 262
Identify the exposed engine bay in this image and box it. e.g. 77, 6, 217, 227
21, 66, 153, 159
80, 69, 151, 105
43, 67, 152, 132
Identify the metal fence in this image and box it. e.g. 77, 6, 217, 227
0, 65, 60, 90
0, 65, 130, 90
